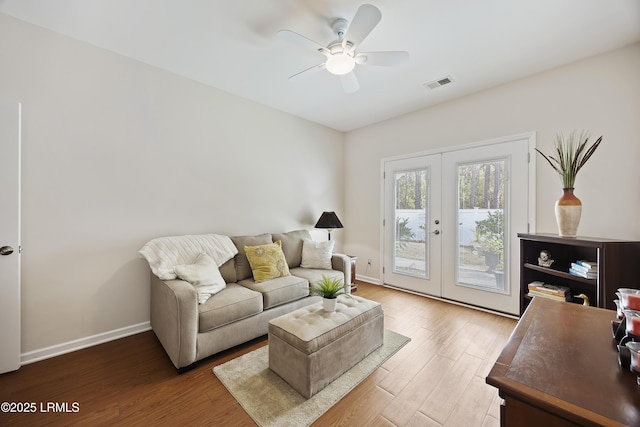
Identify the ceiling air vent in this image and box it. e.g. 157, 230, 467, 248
424, 76, 453, 90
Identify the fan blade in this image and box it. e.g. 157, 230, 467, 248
278, 29, 325, 53
355, 51, 410, 66
288, 63, 326, 81
339, 72, 360, 94
342, 4, 381, 48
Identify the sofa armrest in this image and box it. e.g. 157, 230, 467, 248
150, 274, 199, 369
331, 253, 352, 292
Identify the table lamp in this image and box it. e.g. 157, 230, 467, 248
314, 211, 343, 240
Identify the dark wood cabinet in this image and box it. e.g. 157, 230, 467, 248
487, 297, 640, 426
518, 233, 640, 316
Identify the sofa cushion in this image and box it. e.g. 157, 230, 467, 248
245, 241, 291, 283
231, 233, 273, 281
301, 238, 335, 270
198, 283, 263, 333
218, 258, 236, 284
238, 275, 310, 309
174, 253, 226, 304
290, 267, 344, 287
272, 229, 311, 268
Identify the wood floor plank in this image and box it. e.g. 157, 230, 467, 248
320, 385, 395, 426
437, 321, 481, 361
487, 390, 503, 420
0, 281, 515, 427
444, 376, 498, 427
380, 326, 434, 373
381, 354, 455, 426
482, 414, 501, 427
406, 411, 442, 427
419, 353, 483, 424
475, 332, 512, 379
378, 337, 438, 396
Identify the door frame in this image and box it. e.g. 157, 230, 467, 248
379, 132, 536, 308
0, 100, 22, 373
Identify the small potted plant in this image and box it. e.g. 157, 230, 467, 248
494, 263, 504, 289
474, 210, 504, 272
310, 275, 351, 312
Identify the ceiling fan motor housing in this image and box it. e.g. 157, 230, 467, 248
331, 18, 349, 38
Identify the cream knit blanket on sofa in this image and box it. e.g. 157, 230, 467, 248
139, 233, 238, 280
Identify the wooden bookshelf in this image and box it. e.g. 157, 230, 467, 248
518, 233, 640, 316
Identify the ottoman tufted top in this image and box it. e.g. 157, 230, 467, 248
268, 295, 383, 355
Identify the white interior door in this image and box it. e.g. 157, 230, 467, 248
0, 101, 21, 373
441, 137, 532, 315
383, 155, 442, 296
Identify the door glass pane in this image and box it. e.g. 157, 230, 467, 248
456, 160, 507, 292
394, 168, 428, 277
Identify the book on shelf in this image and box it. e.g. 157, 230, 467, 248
527, 290, 568, 302
527, 281, 570, 297
569, 267, 597, 279
570, 262, 598, 274
576, 260, 598, 269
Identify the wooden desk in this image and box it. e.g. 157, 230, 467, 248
486, 297, 640, 426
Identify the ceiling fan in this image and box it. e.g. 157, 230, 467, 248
278, 4, 409, 94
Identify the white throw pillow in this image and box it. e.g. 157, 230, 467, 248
174, 253, 226, 304
301, 239, 335, 270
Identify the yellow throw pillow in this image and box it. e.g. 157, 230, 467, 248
244, 240, 291, 283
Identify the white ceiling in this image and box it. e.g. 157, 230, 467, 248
2, 0, 639, 132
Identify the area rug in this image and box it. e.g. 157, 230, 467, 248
213, 329, 410, 427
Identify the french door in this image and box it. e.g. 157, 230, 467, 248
383, 134, 534, 315
383, 155, 442, 296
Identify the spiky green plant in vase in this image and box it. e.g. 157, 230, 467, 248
535, 130, 602, 237
310, 275, 352, 312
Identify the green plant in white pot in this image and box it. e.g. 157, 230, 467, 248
474, 210, 504, 272
535, 130, 602, 237
310, 275, 351, 312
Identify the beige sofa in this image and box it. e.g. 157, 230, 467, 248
141, 229, 351, 370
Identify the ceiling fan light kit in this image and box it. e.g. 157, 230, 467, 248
279, 4, 409, 93
325, 52, 355, 75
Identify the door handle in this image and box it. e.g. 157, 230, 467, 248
0, 246, 14, 255
430, 230, 440, 235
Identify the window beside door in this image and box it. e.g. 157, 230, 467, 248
393, 168, 428, 278
456, 160, 507, 292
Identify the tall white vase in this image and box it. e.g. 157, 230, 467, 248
555, 188, 582, 237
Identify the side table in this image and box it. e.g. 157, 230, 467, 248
347, 255, 357, 292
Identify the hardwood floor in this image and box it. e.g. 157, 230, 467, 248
0, 281, 517, 426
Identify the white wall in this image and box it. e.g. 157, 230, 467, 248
0, 14, 345, 355
345, 42, 640, 283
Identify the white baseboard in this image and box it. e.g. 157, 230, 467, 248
355, 274, 380, 285
21, 321, 152, 366
381, 283, 519, 320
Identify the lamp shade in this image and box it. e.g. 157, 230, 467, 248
315, 212, 344, 230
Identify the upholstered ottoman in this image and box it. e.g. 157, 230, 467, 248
268, 294, 384, 398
